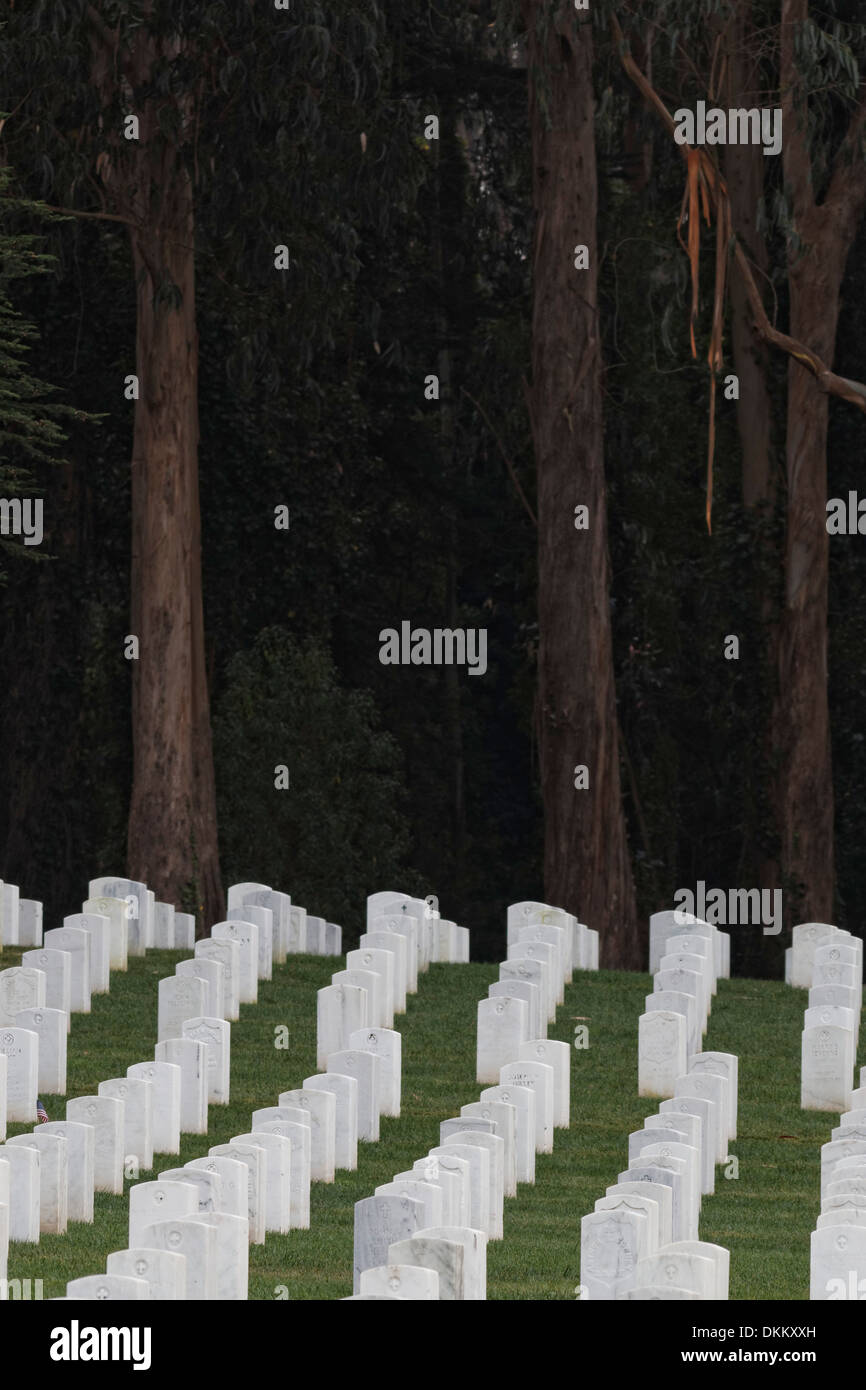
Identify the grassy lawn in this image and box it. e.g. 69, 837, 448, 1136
3, 944, 860, 1299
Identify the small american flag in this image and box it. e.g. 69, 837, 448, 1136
36, 1099, 49, 1123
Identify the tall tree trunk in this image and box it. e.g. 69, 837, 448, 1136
772, 0, 866, 924
90, 19, 224, 927
724, 5, 774, 513
723, 1, 780, 969
521, 1, 638, 966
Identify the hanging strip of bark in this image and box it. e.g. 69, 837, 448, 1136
611, 15, 866, 415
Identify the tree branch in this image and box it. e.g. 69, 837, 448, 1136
461, 386, 538, 527
611, 13, 866, 416
41, 203, 137, 227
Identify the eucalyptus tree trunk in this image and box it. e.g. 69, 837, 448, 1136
521, 0, 638, 965
89, 14, 223, 928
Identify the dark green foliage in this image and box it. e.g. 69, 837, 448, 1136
213, 629, 413, 940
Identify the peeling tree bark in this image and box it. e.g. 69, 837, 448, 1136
522, 1, 639, 967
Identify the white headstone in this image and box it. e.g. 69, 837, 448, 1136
348, 1027, 401, 1118
480, 1083, 536, 1186
0, 967, 46, 1026
191, 1210, 249, 1299
412, 1224, 486, 1300
347, 948, 395, 1026
461, 1100, 517, 1198
2, 1142, 40, 1240
208, 1141, 266, 1245
303, 1073, 358, 1171
594, 1191, 659, 1255
353, 1193, 425, 1293
0, 1026, 38, 1122
176, 958, 225, 1020
375, 1179, 443, 1229
67, 1094, 124, 1193
672, 1075, 728, 1162
325, 1050, 380, 1142
227, 904, 273, 981
580, 1206, 647, 1299
157, 975, 207, 1043
21, 949, 71, 1031
476, 995, 529, 1084
174, 912, 196, 951
64, 914, 111, 994
41, 1120, 94, 1223
278, 1088, 336, 1182
232, 1129, 291, 1234
251, 1116, 310, 1228
634, 1249, 716, 1298
790, 922, 842, 989
689, 1051, 738, 1140
428, 1144, 489, 1238
517, 1038, 569, 1129
154, 1037, 208, 1134
82, 896, 128, 971
127, 1060, 182, 1155
360, 932, 408, 1014
489, 980, 544, 1041
387, 1235, 464, 1299
182, 1016, 230, 1105
98, 1075, 153, 1173
316, 983, 368, 1069
17, 899, 43, 949
107, 1247, 186, 1300
195, 938, 240, 1021
153, 901, 176, 949
639, 1011, 688, 1098
138, 1217, 216, 1299
802, 1025, 854, 1112
810, 1225, 866, 1300
12, 1006, 63, 1102
88, 877, 149, 956
646, 989, 698, 1058
442, 1130, 504, 1241
210, 920, 258, 1004
499, 1059, 555, 1153
7, 1130, 67, 1234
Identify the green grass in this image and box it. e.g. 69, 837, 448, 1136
3, 945, 860, 1299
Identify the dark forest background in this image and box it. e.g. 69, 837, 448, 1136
2, 0, 866, 974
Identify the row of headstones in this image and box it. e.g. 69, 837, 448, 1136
0, 874, 196, 958
473, 900, 598, 1078
638, 910, 731, 1096
789, 922, 865, 1113
0, 876, 195, 1294
810, 1062, 866, 1299
0, 875, 338, 1295
45, 887, 439, 1298
350, 1042, 570, 1300
347, 900, 577, 1300
798, 925, 866, 1296
0, 869, 210, 1126
0, 892, 149, 1112
316, 891, 470, 1067
0, 880, 45, 949
580, 1045, 738, 1300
